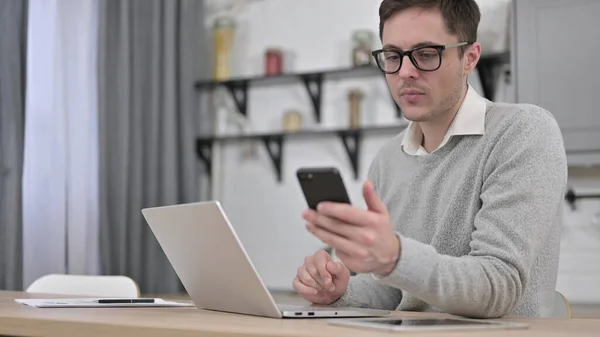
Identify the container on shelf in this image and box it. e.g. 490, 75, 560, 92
348, 88, 365, 128
352, 30, 375, 67
265, 48, 283, 76
283, 110, 302, 132
213, 15, 236, 81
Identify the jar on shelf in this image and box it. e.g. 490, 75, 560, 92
352, 30, 375, 67
213, 16, 236, 81
348, 88, 365, 128
265, 48, 283, 76
283, 110, 302, 132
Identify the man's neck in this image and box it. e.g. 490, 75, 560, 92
420, 85, 468, 153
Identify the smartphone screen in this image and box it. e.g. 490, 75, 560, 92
296, 167, 351, 210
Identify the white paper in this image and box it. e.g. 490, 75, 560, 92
15, 298, 195, 308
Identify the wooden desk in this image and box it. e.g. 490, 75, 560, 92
1, 291, 599, 337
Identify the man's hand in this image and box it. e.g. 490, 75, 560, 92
303, 180, 401, 276
292, 249, 350, 304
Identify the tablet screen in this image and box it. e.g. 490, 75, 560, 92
329, 317, 529, 332
361, 318, 494, 326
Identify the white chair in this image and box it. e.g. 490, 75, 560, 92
26, 274, 140, 298
552, 291, 572, 318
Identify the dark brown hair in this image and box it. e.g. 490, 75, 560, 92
378, 0, 481, 50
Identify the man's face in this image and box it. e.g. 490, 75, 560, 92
381, 8, 477, 122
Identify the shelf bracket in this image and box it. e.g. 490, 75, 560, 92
337, 130, 361, 180
300, 73, 323, 123
224, 80, 249, 116
195, 139, 213, 176
565, 188, 600, 211
260, 135, 284, 182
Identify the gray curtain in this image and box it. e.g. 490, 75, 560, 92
0, 0, 27, 291
97, 0, 208, 294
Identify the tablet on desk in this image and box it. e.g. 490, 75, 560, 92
328, 317, 529, 332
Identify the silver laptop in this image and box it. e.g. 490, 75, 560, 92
141, 201, 390, 319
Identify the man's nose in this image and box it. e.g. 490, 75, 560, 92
397, 55, 420, 80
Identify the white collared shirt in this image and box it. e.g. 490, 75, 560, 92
400, 85, 487, 156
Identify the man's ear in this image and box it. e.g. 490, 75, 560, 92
464, 42, 481, 75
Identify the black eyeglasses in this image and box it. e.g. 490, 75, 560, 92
371, 42, 471, 73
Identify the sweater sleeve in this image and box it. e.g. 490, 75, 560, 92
329, 149, 403, 310
329, 273, 403, 310
373, 107, 568, 318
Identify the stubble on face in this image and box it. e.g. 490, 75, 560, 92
420, 61, 465, 123
399, 67, 464, 123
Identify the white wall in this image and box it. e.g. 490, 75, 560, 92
201, 0, 510, 291
558, 168, 600, 304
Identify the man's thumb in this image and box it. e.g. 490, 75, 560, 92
363, 180, 387, 214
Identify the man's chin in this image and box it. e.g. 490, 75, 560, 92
399, 107, 432, 122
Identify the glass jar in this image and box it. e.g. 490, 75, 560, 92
213, 16, 236, 81
352, 30, 375, 67
265, 48, 283, 76
348, 88, 365, 128
283, 110, 302, 132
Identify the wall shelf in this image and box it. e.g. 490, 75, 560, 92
195, 124, 408, 182
194, 65, 392, 121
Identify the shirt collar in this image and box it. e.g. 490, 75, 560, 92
401, 84, 487, 155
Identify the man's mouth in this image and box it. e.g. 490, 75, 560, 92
400, 90, 425, 96
400, 90, 426, 101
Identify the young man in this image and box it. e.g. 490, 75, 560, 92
293, 0, 568, 318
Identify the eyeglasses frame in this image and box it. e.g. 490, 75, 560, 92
371, 41, 473, 73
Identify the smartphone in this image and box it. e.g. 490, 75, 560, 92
296, 167, 351, 210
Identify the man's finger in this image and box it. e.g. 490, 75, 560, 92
326, 260, 346, 277
311, 212, 353, 238
305, 260, 328, 290
308, 224, 369, 259
293, 277, 318, 295
315, 251, 334, 291
363, 180, 387, 214
311, 213, 375, 245
302, 208, 318, 223
298, 266, 321, 289
316, 202, 378, 228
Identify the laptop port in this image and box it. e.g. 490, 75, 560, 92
308, 312, 315, 316
295, 312, 302, 316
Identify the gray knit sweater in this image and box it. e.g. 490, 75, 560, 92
332, 100, 568, 318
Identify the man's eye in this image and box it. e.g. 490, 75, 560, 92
417, 52, 436, 59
